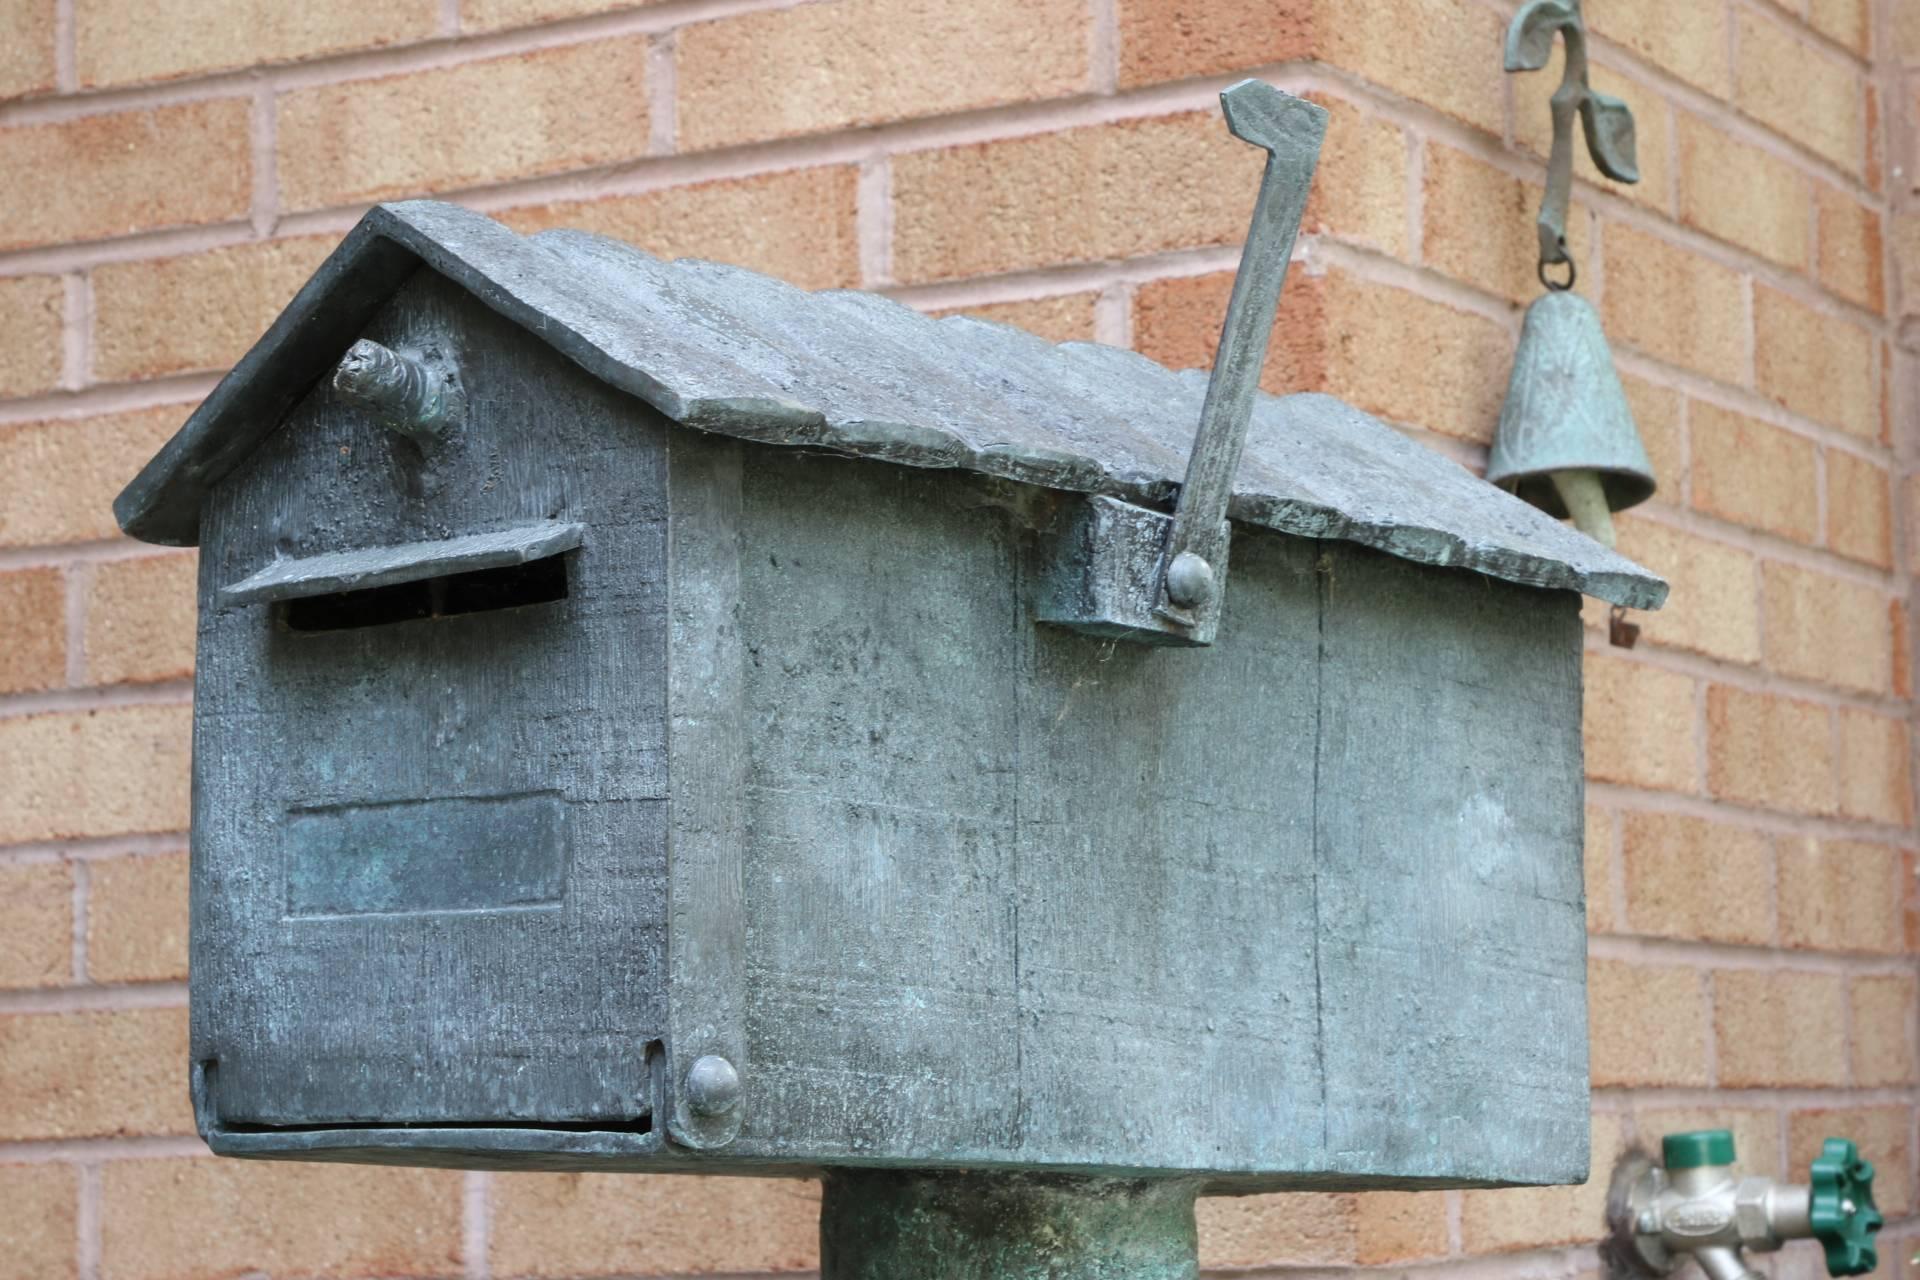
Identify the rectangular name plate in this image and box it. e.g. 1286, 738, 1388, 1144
286, 792, 567, 918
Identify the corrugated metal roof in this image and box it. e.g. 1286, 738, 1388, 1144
115, 200, 1665, 609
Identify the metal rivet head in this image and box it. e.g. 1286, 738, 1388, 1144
684, 1055, 741, 1118
1637, 1210, 1659, 1234
1164, 552, 1215, 609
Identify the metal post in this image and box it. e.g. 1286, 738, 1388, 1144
819, 1171, 1203, 1280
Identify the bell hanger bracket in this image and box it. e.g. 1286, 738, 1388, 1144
1506, 0, 1640, 289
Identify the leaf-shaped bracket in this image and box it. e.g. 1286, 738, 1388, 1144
1506, 0, 1639, 286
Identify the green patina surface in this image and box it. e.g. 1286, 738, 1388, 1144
821, 1173, 1203, 1280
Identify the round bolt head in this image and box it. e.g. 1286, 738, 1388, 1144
684, 1055, 741, 1118
1165, 552, 1215, 609
1637, 1210, 1659, 1234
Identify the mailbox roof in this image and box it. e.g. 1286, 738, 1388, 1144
115, 200, 1665, 609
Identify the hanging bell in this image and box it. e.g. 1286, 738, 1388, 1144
1488, 290, 1655, 548
1488, 0, 1656, 548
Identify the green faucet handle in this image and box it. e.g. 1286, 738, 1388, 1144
1809, 1137, 1883, 1277
1662, 1128, 1736, 1170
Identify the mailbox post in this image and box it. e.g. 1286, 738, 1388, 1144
114, 82, 1664, 1277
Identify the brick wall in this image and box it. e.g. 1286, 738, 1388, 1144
0, 0, 1916, 1276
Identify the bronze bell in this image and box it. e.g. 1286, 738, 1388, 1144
1490, 0, 1656, 548
1487, 290, 1655, 548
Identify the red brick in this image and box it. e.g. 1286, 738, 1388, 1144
1898, 215, 1920, 316
1836, 708, 1911, 825
1133, 272, 1260, 382
1809, 0, 1871, 56
1900, 0, 1920, 60
0, 101, 252, 252
1586, 805, 1616, 933
1590, 0, 1730, 98
0, 861, 71, 989
277, 39, 649, 212
464, 0, 661, 31
0, 1163, 77, 1280
1315, 0, 1504, 134
1621, 812, 1774, 945
1298, 271, 1509, 443
1908, 473, 1920, 570
929, 293, 1099, 345
0, 1007, 192, 1140
1689, 402, 1819, 543
1118, 0, 1314, 92
1705, 685, 1836, 816
1778, 838, 1904, 953
0, 407, 185, 550
1198, 1192, 1355, 1269
1132, 269, 1509, 444
1908, 849, 1920, 952
1851, 974, 1916, 1086
1623, 376, 1683, 501
88, 851, 189, 984
1736, 8, 1866, 176
1589, 958, 1710, 1087
1423, 144, 1591, 304
0, 274, 64, 399
1461, 1114, 1627, 1251
678, 0, 1089, 152
77, 0, 438, 88
1602, 225, 1748, 387
1761, 561, 1894, 694
1755, 286, 1878, 440
0, 1, 56, 100
1866, 82, 1885, 197
1826, 450, 1893, 568
1118, 0, 1503, 131
501, 167, 862, 291
1897, 602, 1913, 702
85, 553, 199, 687
1816, 186, 1886, 312
0, 705, 192, 843
92, 237, 334, 382
1715, 969, 1848, 1086
1351, 1191, 1448, 1265
1302, 96, 1409, 257
0, 566, 66, 694
490, 1174, 819, 1276
102, 1158, 463, 1280
894, 114, 1262, 282
1677, 112, 1810, 271
1609, 520, 1759, 665
1190, 270, 1505, 441
1787, 1107, 1913, 1214
1584, 656, 1698, 793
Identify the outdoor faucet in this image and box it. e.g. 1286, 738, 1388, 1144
1606, 1130, 1882, 1280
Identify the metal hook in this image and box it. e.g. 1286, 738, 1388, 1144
1504, 0, 1640, 282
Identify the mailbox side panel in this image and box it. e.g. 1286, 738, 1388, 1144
1012, 529, 1326, 1173
191, 272, 670, 1141
720, 447, 1026, 1162
714, 451, 1329, 1175
1311, 544, 1589, 1187
709, 449, 1588, 1186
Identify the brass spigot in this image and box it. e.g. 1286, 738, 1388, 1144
1606, 1130, 1882, 1280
